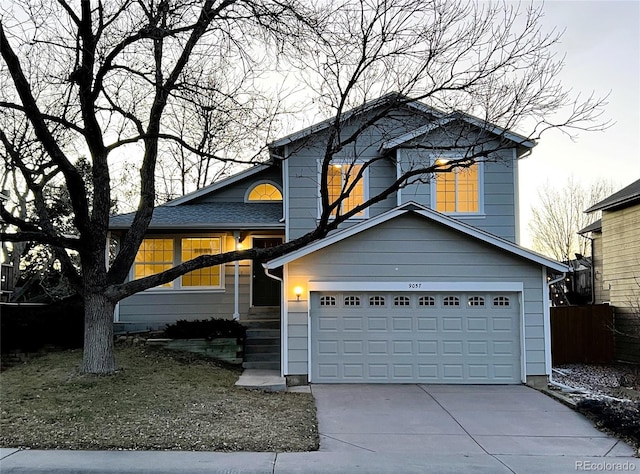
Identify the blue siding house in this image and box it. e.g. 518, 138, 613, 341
110, 94, 566, 386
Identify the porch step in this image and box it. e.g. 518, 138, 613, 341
242, 361, 281, 370
235, 369, 286, 392
242, 319, 280, 329
243, 318, 281, 371
244, 344, 280, 355
246, 328, 280, 337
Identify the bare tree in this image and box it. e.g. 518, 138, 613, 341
0, 0, 608, 374
529, 177, 616, 261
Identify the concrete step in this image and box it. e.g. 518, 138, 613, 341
246, 328, 280, 338
242, 360, 280, 370
243, 353, 281, 362
235, 369, 285, 392
242, 319, 280, 329
244, 344, 280, 355
244, 337, 280, 346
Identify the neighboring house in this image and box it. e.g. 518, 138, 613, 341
580, 179, 640, 363
110, 94, 567, 386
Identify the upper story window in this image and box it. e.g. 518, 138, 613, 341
321, 161, 368, 218
433, 156, 480, 214
133, 236, 223, 289
247, 182, 282, 202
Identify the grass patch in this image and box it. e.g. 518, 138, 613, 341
0, 346, 319, 452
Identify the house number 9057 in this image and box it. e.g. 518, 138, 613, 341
408, 283, 422, 289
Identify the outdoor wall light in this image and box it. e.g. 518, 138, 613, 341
294, 286, 303, 301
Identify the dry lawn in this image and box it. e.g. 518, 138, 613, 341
0, 346, 318, 452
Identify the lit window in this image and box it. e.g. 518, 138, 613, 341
326, 163, 366, 217
247, 183, 282, 201
443, 296, 460, 307
181, 237, 221, 287
320, 296, 336, 306
134, 239, 174, 287
418, 296, 435, 307
435, 159, 479, 213
133, 236, 223, 289
468, 296, 485, 307
394, 296, 411, 306
369, 296, 386, 306
344, 296, 361, 306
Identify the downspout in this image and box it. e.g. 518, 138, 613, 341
264, 264, 285, 377
546, 271, 583, 392
233, 231, 240, 321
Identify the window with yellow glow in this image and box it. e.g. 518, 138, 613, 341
133, 236, 223, 289
181, 237, 221, 287
247, 183, 282, 201
327, 163, 365, 217
435, 161, 479, 213
134, 239, 174, 287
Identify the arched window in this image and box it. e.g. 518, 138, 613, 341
394, 296, 411, 307
443, 296, 460, 307
468, 296, 485, 307
247, 182, 282, 201
320, 296, 336, 307
344, 296, 361, 307
493, 296, 511, 307
369, 296, 385, 306
418, 296, 436, 307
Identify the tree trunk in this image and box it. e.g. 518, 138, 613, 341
82, 292, 116, 374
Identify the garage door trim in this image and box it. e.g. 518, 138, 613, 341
307, 281, 525, 383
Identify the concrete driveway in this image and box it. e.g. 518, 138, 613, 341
312, 384, 637, 460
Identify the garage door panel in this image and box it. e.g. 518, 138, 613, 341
312, 292, 521, 384
368, 317, 388, 330
392, 318, 412, 331
417, 317, 437, 331
443, 317, 463, 331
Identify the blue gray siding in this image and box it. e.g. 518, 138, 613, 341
284, 213, 546, 377
191, 167, 282, 204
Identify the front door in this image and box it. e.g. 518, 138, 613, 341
252, 237, 282, 306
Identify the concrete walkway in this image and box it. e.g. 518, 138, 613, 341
2, 384, 639, 473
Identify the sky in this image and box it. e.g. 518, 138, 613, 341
517, 0, 640, 246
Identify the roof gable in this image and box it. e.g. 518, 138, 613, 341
585, 179, 640, 213
164, 164, 272, 207
269, 93, 535, 151
265, 201, 566, 272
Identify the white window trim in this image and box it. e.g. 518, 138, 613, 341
244, 180, 283, 203
317, 159, 369, 220
429, 152, 485, 216
131, 234, 226, 292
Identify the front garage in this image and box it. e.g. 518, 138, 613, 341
265, 205, 567, 385
311, 291, 521, 383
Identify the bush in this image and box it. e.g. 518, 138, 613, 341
577, 398, 640, 447
164, 318, 246, 340
0, 296, 84, 354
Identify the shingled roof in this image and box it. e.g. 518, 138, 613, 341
585, 179, 640, 213
109, 202, 284, 230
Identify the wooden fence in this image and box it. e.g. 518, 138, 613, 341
551, 304, 615, 365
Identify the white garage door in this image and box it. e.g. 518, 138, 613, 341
311, 292, 521, 384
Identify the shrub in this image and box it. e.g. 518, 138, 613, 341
164, 318, 246, 340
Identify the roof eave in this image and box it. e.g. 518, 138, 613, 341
585, 195, 640, 213
110, 223, 285, 231
265, 202, 567, 273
